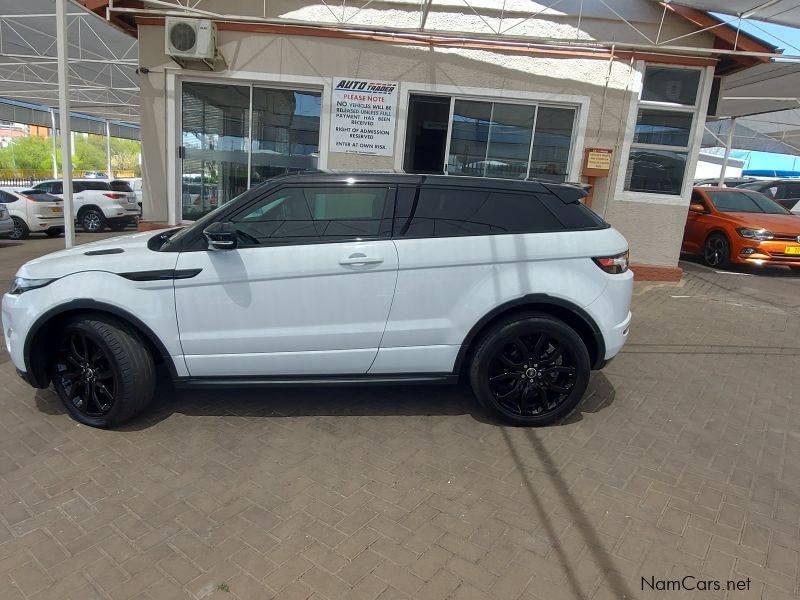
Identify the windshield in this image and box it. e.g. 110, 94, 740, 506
706, 190, 790, 215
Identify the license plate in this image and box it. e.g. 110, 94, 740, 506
785, 246, 800, 255
51, 206, 62, 213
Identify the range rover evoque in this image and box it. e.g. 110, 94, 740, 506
2, 172, 633, 428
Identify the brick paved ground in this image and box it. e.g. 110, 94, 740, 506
0, 235, 798, 600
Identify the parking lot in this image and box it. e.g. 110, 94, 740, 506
0, 235, 798, 600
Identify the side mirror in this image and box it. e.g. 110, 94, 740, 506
203, 221, 237, 250
689, 203, 706, 214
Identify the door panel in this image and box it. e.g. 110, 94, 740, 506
174, 240, 399, 376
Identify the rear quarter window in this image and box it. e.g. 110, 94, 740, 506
397, 186, 604, 238
110, 180, 134, 192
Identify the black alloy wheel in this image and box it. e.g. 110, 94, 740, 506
703, 233, 730, 269
49, 315, 156, 427
487, 333, 577, 417
469, 314, 590, 426
53, 330, 117, 418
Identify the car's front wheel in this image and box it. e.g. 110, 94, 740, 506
469, 314, 590, 426
49, 315, 155, 428
80, 209, 106, 232
703, 233, 730, 269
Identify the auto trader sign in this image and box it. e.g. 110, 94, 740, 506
330, 78, 398, 156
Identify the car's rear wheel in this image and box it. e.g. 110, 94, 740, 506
469, 314, 590, 426
9, 217, 29, 240
703, 233, 730, 269
49, 315, 155, 428
80, 209, 106, 232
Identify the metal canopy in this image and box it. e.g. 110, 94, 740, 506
0, 0, 139, 123
667, 1, 800, 29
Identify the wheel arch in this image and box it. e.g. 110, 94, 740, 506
76, 204, 101, 217
453, 294, 606, 373
23, 300, 176, 388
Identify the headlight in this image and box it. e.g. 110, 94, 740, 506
9, 277, 55, 295
737, 228, 773, 241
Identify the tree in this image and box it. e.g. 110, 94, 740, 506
0, 135, 54, 173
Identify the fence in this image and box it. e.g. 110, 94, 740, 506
0, 174, 49, 188
0, 170, 139, 188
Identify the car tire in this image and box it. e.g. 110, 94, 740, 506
44, 228, 63, 238
80, 209, 107, 233
703, 233, 731, 269
9, 217, 29, 240
108, 221, 128, 232
49, 314, 156, 428
469, 313, 590, 426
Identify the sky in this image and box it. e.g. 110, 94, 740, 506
710, 14, 800, 173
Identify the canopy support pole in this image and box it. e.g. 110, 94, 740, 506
105, 120, 112, 179
56, 0, 75, 248
718, 117, 736, 187
49, 109, 58, 179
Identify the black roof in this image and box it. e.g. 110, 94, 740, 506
265, 171, 587, 203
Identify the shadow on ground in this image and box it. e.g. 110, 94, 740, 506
34, 371, 616, 431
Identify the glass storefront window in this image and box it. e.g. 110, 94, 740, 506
447, 100, 492, 176
182, 82, 249, 219
250, 88, 321, 187
181, 81, 322, 221
633, 109, 692, 147
624, 66, 701, 195
444, 100, 574, 181
529, 106, 575, 183
625, 149, 687, 195
484, 103, 536, 180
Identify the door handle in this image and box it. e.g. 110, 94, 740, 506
339, 253, 384, 266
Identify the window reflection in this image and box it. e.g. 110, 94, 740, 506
625, 150, 687, 195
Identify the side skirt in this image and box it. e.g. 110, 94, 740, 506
173, 373, 460, 389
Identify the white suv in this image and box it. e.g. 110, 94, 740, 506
3, 173, 632, 428
31, 179, 140, 232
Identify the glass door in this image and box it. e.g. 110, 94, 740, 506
181, 81, 250, 220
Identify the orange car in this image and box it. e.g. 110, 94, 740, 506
682, 186, 800, 270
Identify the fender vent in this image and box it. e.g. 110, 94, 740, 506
84, 248, 124, 256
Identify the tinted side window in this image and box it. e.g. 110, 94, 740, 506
232, 186, 391, 246
81, 181, 111, 191
0, 190, 17, 203
51, 182, 62, 195
402, 187, 563, 238
34, 182, 51, 193
110, 180, 134, 192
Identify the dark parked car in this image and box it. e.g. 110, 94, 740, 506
736, 179, 800, 213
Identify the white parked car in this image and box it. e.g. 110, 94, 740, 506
2, 173, 633, 428
0, 203, 13, 237
31, 179, 140, 232
0, 189, 64, 240
119, 177, 143, 210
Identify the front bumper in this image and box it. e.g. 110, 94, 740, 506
733, 240, 800, 267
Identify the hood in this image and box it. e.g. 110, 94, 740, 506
720, 211, 800, 235
17, 230, 180, 280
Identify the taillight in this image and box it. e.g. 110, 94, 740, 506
593, 251, 629, 274
102, 193, 126, 199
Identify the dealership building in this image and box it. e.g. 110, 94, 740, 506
84, 0, 779, 278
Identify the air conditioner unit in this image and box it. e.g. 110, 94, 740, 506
165, 18, 221, 69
